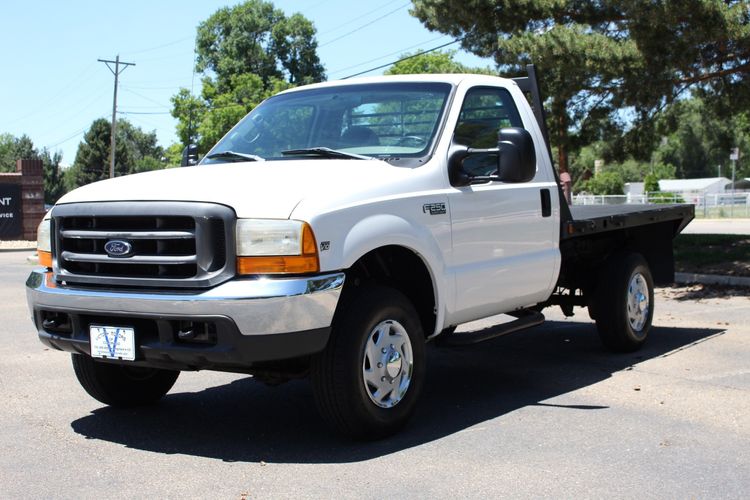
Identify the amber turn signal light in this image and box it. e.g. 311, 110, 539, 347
38, 250, 52, 268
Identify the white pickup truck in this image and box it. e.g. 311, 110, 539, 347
27, 68, 693, 438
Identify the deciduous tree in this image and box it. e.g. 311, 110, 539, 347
0, 133, 67, 203
173, 0, 324, 153
0, 133, 35, 172
385, 50, 492, 75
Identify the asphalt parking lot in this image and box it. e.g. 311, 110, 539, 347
2, 249, 748, 498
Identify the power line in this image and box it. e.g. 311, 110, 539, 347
298, 0, 331, 16
99, 55, 136, 179
45, 127, 89, 150
317, 0, 403, 36
319, 2, 411, 47
4, 62, 99, 126
329, 34, 448, 76
121, 36, 193, 56
120, 87, 171, 109
121, 77, 194, 86
118, 105, 169, 109
342, 38, 463, 79
119, 111, 171, 115
34, 90, 109, 139
135, 51, 197, 64
119, 83, 192, 90
125, 115, 166, 131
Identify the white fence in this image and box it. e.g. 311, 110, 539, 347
572, 192, 750, 218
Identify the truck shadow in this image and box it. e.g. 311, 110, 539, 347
70, 321, 723, 463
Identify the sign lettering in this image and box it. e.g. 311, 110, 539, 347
0, 184, 21, 238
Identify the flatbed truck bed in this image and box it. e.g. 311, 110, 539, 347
566, 204, 694, 237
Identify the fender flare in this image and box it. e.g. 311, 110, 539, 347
340, 213, 448, 337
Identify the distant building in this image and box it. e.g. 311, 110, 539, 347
625, 177, 733, 204
658, 177, 731, 197
624, 182, 644, 197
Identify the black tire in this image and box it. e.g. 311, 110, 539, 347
594, 252, 654, 352
71, 354, 180, 407
311, 285, 426, 439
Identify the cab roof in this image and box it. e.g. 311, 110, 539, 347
277, 73, 518, 95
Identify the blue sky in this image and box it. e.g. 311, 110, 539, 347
1, 1, 494, 165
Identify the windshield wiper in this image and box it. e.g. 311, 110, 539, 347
281, 147, 373, 160
205, 150, 265, 162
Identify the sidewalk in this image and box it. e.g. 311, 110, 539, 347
683, 218, 750, 235
0, 240, 35, 252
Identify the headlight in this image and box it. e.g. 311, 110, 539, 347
236, 219, 319, 274
37, 217, 52, 268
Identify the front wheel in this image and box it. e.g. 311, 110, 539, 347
311, 285, 425, 439
594, 252, 654, 352
72, 354, 180, 407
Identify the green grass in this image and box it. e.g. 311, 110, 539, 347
673, 234, 750, 276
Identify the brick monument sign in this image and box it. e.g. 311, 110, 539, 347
0, 159, 45, 241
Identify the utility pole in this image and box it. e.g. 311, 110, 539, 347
98, 55, 135, 178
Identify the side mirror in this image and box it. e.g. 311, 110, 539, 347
181, 144, 199, 167
448, 145, 472, 187
496, 127, 536, 183
448, 127, 536, 186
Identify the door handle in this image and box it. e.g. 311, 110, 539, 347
540, 189, 551, 217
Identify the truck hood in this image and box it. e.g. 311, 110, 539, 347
56, 159, 415, 219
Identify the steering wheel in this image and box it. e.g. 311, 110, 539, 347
238, 115, 267, 146
396, 135, 426, 147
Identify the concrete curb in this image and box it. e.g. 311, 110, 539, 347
675, 272, 750, 287
0, 247, 36, 253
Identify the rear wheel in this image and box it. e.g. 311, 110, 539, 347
311, 285, 425, 439
72, 354, 180, 407
594, 252, 654, 352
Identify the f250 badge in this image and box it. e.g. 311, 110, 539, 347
422, 202, 447, 215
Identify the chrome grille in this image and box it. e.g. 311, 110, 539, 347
52, 202, 235, 288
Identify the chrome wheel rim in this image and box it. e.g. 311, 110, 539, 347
627, 272, 650, 332
362, 319, 414, 408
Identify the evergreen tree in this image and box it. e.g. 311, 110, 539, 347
68, 118, 164, 189
410, 0, 750, 171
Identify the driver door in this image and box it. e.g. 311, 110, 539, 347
447, 86, 558, 323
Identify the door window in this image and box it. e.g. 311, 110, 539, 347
453, 87, 524, 176
454, 87, 523, 148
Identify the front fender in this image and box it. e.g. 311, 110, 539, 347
341, 213, 449, 337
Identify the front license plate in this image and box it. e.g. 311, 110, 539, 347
90, 325, 136, 361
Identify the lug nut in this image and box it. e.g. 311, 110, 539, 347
381, 348, 387, 354
377, 362, 383, 368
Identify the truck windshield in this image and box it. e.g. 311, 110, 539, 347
202, 82, 453, 165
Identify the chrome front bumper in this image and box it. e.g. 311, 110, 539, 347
26, 269, 345, 336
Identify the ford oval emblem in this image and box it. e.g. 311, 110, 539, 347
104, 240, 133, 258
